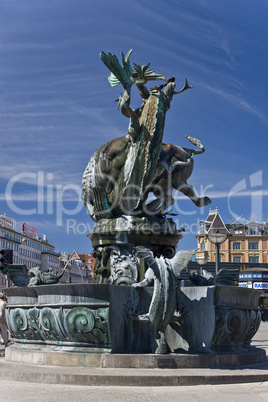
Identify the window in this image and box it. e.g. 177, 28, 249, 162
249, 256, 259, 263
201, 242, 206, 251
250, 227, 259, 235
249, 242, 258, 250
233, 242, 240, 250
233, 256, 241, 263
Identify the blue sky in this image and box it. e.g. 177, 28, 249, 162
0, 0, 267, 254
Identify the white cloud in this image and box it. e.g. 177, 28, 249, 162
200, 84, 267, 123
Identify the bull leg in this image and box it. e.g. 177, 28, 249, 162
146, 176, 175, 213
145, 198, 162, 212
145, 197, 175, 213
159, 196, 175, 212
173, 179, 211, 207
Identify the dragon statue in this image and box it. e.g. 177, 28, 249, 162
1, 263, 66, 287
82, 49, 211, 221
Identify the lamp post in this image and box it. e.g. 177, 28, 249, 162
195, 252, 208, 275
207, 232, 227, 275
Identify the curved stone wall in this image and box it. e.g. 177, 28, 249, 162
4, 284, 263, 356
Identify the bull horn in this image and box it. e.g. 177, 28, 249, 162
173, 78, 193, 94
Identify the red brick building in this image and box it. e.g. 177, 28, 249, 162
68, 251, 95, 281
196, 209, 268, 264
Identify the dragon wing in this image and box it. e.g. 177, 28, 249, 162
100, 49, 166, 90
170, 249, 197, 278
187, 269, 214, 286
214, 268, 239, 286
100, 49, 134, 90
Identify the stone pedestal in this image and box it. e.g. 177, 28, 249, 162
166, 285, 262, 353
89, 215, 183, 284
4, 283, 264, 368
4, 284, 154, 353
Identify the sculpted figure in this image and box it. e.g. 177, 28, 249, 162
28, 267, 65, 286
82, 49, 211, 221
132, 248, 196, 354
187, 268, 239, 287
0, 263, 65, 287
142, 134, 210, 214
109, 246, 139, 285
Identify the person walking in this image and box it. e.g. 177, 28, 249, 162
0, 293, 8, 348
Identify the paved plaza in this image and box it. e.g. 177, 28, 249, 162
0, 322, 268, 401
1, 381, 268, 401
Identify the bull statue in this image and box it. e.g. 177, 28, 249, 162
82, 49, 211, 221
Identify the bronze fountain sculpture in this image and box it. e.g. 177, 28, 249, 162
3, 51, 263, 364
81, 50, 230, 354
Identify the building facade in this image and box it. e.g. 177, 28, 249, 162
0, 217, 60, 290
0, 214, 15, 230
59, 251, 93, 284
196, 208, 268, 264
78, 253, 95, 280
0, 215, 95, 289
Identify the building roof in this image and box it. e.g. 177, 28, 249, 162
68, 250, 80, 260
208, 213, 230, 236
197, 208, 230, 237
206, 209, 217, 222
67, 251, 95, 270
240, 267, 268, 273
197, 208, 268, 238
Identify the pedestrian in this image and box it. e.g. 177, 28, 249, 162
0, 293, 8, 348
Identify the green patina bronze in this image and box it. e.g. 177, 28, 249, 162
82, 50, 205, 221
